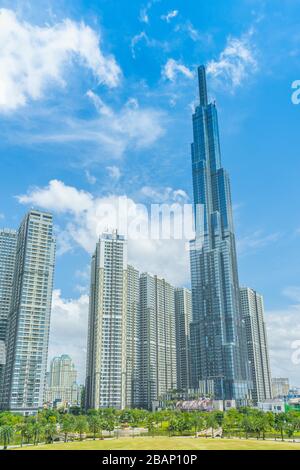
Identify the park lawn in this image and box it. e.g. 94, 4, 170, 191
15, 437, 300, 451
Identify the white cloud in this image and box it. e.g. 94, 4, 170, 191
107, 165, 121, 181
0, 8, 121, 111
139, 6, 150, 24
161, 10, 179, 23
18, 179, 93, 214
283, 286, 300, 303
237, 230, 280, 254
86, 89, 113, 117
207, 31, 257, 91
162, 59, 194, 82
55, 229, 74, 256
17, 179, 191, 286
85, 170, 97, 185
48, 289, 89, 383
266, 304, 300, 386
131, 32, 149, 58
85, 91, 165, 153
141, 186, 189, 203
139, 1, 160, 24
174, 21, 211, 43
130, 32, 169, 59
22, 91, 165, 158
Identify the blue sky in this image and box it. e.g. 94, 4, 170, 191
1, 0, 300, 383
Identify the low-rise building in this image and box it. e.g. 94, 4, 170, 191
258, 399, 285, 414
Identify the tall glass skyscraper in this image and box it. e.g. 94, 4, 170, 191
1, 210, 55, 414
189, 66, 251, 403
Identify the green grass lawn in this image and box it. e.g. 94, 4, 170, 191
14, 437, 300, 451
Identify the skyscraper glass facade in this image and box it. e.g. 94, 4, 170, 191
189, 66, 251, 403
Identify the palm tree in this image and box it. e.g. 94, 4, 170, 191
274, 413, 287, 441
129, 409, 144, 438
191, 412, 206, 438
206, 412, 219, 438
23, 420, 34, 444
88, 414, 101, 440
283, 412, 299, 440
260, 412, 274, 440
176, 413, 191, 436
223, 409, 241, 438
146, 415, 156, 438
61, 415, 75, 443
241, 415, 254, 440
0, 425, 14, 450
168, 416, 178, 437
16, 422, 27, 448
75, 416, 88, 441
44, 423, 56, 444
153, 411, 163, 432
103, 416, 115, 437
31, 421, 42, 446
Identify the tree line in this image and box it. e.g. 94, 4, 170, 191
0, 407, 300, 449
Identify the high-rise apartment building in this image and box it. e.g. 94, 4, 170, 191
240, 287, 272, 404
1, 211, 55, 414
175, 288, 192, 392
85, 231, 127, 410
126, 265, 141, 408
272, 378, 290, 398
189, 66, 251, 403
44, 354, 81, 407
0, 229, 17, 395
139, 273, 177, 409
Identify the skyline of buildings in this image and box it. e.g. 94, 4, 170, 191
0, 214, 295, 413
0, 66, 294, 414
189, 66, 251, 404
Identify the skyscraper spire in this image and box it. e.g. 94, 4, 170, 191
198, 65, 208, 107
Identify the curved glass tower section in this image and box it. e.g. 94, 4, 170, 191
189, 66, 251, 403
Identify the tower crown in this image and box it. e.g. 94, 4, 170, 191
198, 65, 208, 107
